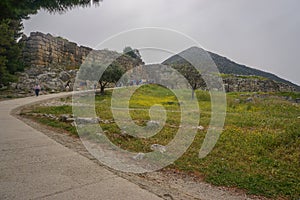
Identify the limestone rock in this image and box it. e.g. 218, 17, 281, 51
133, 153, 145, 160
246, 97, 254, 102
59, 71, 71, 82
59, 114, 73, 122
196, 125, 204, 130
234, 99, 240, 103
223, 76, 294, 93
147, 120, 160, 128
150, 144, 166, 153
75, 117, 100, 124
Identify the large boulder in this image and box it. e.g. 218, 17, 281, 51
59, 71, 71, 82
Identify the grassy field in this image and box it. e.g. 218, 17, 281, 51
22, 84, 300, 199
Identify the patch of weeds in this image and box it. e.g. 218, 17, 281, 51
33, 105, 72, 115
36, 117, 77, 136
276, 91, 300, 100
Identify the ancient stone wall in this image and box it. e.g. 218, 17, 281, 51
20, 32, 143, 70
223, 77, 295, 92
16, 32, 143, 95
21, 32, 92, 68
126, 65, 295, 92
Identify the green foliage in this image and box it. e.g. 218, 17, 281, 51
32, 105, 72, 115
0, 0, 101, 21
37, 117, 77, 136
123, 46, 141, 59
0, 0, 101, 86
99, 63, 124, 85
0, 19, 23, 85
276, 91, 300, 100
81, 62, 124, 95
78, 61, 125, 95
169, 63, 205, 91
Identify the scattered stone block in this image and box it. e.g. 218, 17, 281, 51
133, 153, 145, 160
150, 144, 166, 153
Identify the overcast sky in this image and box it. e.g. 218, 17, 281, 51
23, 0, 300, 85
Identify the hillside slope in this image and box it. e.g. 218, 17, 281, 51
162, 47, 300, 91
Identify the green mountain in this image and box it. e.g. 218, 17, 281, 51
162, 47, 300, 91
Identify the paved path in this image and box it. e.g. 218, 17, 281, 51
0, 93, 162, 200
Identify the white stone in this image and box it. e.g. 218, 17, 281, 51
132, 153, 145, 160
150, 144, 166, 153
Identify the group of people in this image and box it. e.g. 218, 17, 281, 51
33, 81, 71, 97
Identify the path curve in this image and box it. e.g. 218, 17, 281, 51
0, 92, 162, 200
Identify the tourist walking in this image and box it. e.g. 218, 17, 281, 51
34, 84, 41, 96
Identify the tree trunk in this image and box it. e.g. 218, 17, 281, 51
191, 83, 197, 99
100, 85, 105, 95
191, 88, 195, 99
99, 81, 108, 95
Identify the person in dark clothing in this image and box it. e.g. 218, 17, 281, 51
34, 84, 41, 96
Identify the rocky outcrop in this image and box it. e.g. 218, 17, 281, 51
14, 32, 143, 95
15, 66, 78, 94
223, 76, 295, 92
127, 64, 295, 92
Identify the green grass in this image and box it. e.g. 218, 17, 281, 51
276, 91, 300, 100
25, 84, 300, 199
32, 105, 72, 115
36, 117, 78, 136
220, 73, 268, 80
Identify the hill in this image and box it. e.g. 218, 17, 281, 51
162, 47, 300, 91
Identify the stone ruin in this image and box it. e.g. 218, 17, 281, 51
9, 31, 295, 96
222, 76, 295, 92
124, 64, 295, 92
13, 32, 143, 95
